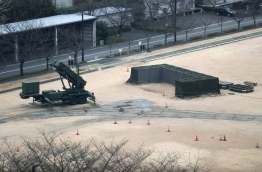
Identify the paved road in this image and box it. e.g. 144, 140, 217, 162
1, 14, 262, 79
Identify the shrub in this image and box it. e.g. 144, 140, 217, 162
189, 35, 203, 40
207, 32, 220, 37
177, 40, 184, 43
121, 51, 128, 55
224, 28, 238, 33
122, 26, 132, 32
153, 44, 164, 48
132, 49, 141, 53
241, 25, 254, 30
96, 21, 109, 45
105, 55, 112, 58
113, 53, 120, 57
0, 131, 210, 172
107, 36, 126, 45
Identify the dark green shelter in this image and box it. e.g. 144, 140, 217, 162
127, 64, 220, 98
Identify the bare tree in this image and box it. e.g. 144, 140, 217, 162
232, 2, 247, 30
180, 15, 198, 41
216, 15, 227, 34
168, 0, 179, 43
134, 0, 163, 50
0, 130, 211, 172
208, 0, 218, 10
144, 0, 161, 20
0, 20, 49, 76
0, 0, 12, 24
102, 0, 133, 37
247, 0, 262, 27
136, 19, 158, 51
37, 27, 56, 71
164, 22, 173, 46
0, 35, 13, 72
160, 0, 188, 44
73, 0, 100, 16
0, 1, 12, 72
130, 0, 145, 23
0, 0, 55, 23
58, 24, 83, 70
199, 17, 213, 37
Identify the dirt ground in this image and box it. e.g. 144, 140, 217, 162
1, 31, 262, 171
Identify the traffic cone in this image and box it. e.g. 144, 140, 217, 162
163, 91, 165, 96
16, 146, 20, 153
223, 135, 227, 141
195, 135, 199, 141
165, 102, 168, 108
114, 120, 118, 124
128, 119, 132, 124
167, 126, 171, 132
219, 135, 223, 141
76, 130, 80, 135
126, 67, 129, 72
256, 142, 259, 148
147, 119, 150, 125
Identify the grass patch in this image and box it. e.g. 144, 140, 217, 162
223, 28, 238, 33
153, 44, 164, 48
207, 32, 220, 37
241, 25, 254, 30
189, 35, 203, 41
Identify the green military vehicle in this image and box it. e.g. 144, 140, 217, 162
19, 60, 95, 106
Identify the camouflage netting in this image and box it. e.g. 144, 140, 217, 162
126, 64, 220, 98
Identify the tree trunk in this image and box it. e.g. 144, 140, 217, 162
110, 45, 112, 57
74, 51, 78, 66
128, 42, 130, 53
221, 23, 223, 34
174, 31, 176, 44
46, 57, 49, 71
253, 17, 256, 27
238, 21, 240, 30
118, 26, 123, 37
20, 61, 24, 76
165, 34, 167, 46
147, 39, 149, 50
185, 31, 188, 41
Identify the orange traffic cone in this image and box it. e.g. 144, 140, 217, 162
256, 142, 260, 148
128, 119, 132, 124
16, 146, 20, 153
223, 135, 227, 141
76, 130, 80, 135
195, 135, 199, 141
167, 126, 171, 132
165, 102, 168, 108
147, 119, 150, 125
219, 135, 223, 141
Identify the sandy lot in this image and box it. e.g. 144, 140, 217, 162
1, 30, 262, 171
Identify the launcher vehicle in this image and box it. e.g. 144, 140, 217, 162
19, 60, 95, 106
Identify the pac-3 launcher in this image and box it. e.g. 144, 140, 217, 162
19, 60, 95, 107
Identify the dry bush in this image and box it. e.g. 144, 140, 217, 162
0, 130, 210, 172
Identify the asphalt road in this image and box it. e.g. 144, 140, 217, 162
1, 13, 262, 80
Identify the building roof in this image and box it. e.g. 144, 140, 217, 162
0, 13, 97, 35
93, 7, 132, 17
